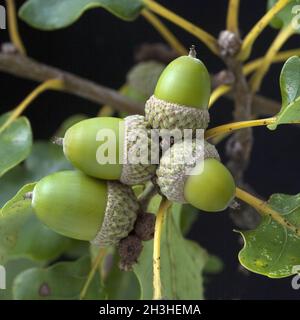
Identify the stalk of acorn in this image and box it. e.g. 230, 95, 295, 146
27, 47, 236, 271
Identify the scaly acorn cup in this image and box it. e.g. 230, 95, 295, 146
30, 171, 139, 247
157, 140, 236, 212
145, 46, 211, 130
62, 116, 157, 185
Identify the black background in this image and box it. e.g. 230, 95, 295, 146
1, 0, 300, 299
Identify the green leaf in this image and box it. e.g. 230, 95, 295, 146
179, 204, 198, 235
13, 256, 105, 299
0, 113, 32, 178
0, 141, 72, 207
0, 183, 35, 264
0, 141, 74, 263
280, 56, 300, 106
19, 0, 144, 30
268, 56, 300, 130
11, 215, 73, 262
203, 254, 224, 274
104, 250, 140, 299
267, 0, 300, 31
0, 258, 41, 300
239, 193, 300, 278
134, 204, 208, 300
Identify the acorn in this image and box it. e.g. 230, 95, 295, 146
145, 46, 211, 130
127, 60, 165, 100
30, 171, 139, 247
157, 140, 236, 212
61, 115, 157, 185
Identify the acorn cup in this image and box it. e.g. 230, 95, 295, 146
145, 46, 211, 131
157, 140, 236, 212
60, 115, 157, 186
29, 171, 139, 247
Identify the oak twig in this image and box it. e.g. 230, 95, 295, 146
0, 52, 144, 115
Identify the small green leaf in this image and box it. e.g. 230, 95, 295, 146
13, 256, 105, 300
0, 113, 32, 178
134, 204, 208, 300
267, 0, 300, 31
19, 0, 144, 30
280, 56, 300, 106
0, 183, 35, 264
203, 254, 224, 274
239, 193, 300, 278
0, 258, 41, 300
268, 56, 300, 130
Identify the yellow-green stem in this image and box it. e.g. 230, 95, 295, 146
238, 0, 291, 60
243, 49, 300, 75
0, 79, 64, 135
209, 48, 300, 108
250, 23, 295, 93
236, 187, 300, 236
80, 248, 106, 300
142, 9, 187, 55
227, 0, 240, 34
205, 117, 276, 139
6, 0, 26, 55
209, 85, 231, 108
143, 0, 219, 55
153, 198, 171, 300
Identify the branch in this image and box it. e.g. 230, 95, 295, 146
0, 52, 144, 115
0, 50, 281, 118
221, 53, 253, 184
225, 90, 281, 116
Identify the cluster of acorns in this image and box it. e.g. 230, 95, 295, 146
29, 47, 236, 269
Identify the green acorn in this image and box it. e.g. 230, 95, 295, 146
127, 60, 165, 100
145, 46, 211, 130
30, 171, 139, 247
61, 115, 157, 185
157, 140, 236, 212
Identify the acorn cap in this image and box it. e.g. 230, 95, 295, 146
120, 115, 157, 185
145, 95, 210, 130
91, 181, 139, 247
156, 140, 220, 203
